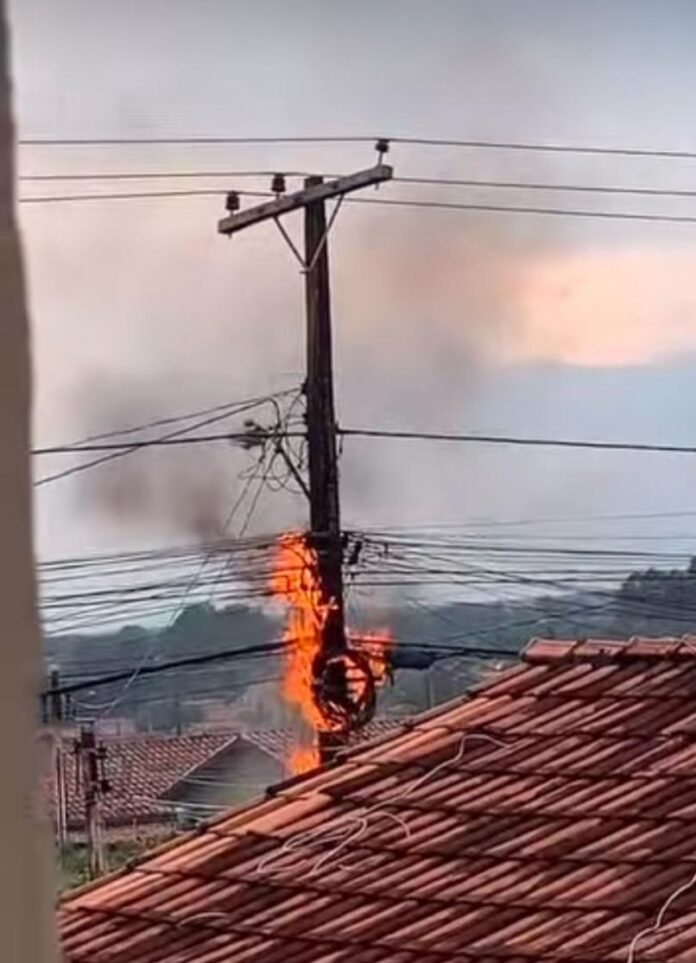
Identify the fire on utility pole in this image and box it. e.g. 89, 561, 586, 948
217, 148, 393, 763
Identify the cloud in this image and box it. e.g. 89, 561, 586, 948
513, 246, 696, 365
340, 210, 696, 369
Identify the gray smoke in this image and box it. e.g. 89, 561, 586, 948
70, 374, 259, 541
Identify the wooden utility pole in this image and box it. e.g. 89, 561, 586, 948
76, 725, 107, 879
54, 741, 68, 849
304, 176, 348, 764
303, 177, 345, 658
218, 160, 393, 763
47, 666, 63, 724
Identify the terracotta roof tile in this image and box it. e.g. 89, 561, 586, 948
51, 722, 403, 831
60, 638, 696, 962
221, 718, 403, 764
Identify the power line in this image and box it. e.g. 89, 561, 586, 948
18, 135, 377, 147
19, 170, 292, 182
339, 427, 696, 455
37, 533, 277, 570
384, 508, 696, 530
31, 427, 696, 459
45, 639, 518, 700
92, 399, 299, 715
394, 175, 696, 199
391, 135, 696, 160
33, 424, 243, 488
43, 641, 287, 697
22, 168, 696, 201
32, 430, 301, 456
33, 391, 300, 487
19, 186, 696, 226
20, 188, 232, 204
73, 674, 283, 711
17, 133, 696, 159
61, 387, 299, 447
346, 194, 696, 225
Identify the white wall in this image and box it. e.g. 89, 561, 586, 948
0, 6, 57, 961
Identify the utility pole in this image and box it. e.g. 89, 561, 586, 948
46, 666, 63, 725
304, 176, 348, 764
303, 179, 345, 649
75, 724, 108, 879
218, 153, 393, 763
45, 667, 70, 848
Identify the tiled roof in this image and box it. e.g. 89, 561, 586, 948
60, 637, 696, 962
231, 717, 404, 763
54, 731, 233, 830
52, 722, 402, 830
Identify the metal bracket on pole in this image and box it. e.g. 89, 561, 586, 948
272, 194, 347, 274
272, 216, 306, 269
303, 196, 345, 275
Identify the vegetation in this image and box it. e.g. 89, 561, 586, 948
57, 839, 167, 893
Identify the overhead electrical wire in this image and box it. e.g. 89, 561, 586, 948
31, 426, 696, 461
90, 400, 299, 710
339, 427, 696, 456
72, 674, 284, 712
18, 186, 696, 227
20, 169, 696, 202
42, 639, 519, 699
63, 387, 299, 447
38, 527, 696, 650
59, 394, 305, 697
44, 641, 288, 697
32, 430, 302, 456
384, 508, 696, 530
393, 135, 696, 160
18, 135, 377, 147
346, 194, 696, 225
33, 390, 300, 486
17, 132, 696, 159
19, 170, 296, 182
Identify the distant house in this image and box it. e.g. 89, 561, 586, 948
46, 730, 234, 842
160, 720, 402, 819
61, 637, 696, 963
46, 720, 402, 841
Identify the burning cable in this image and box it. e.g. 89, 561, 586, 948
271, 533, 394, 773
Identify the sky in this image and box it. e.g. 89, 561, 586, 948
8, 0, 696, 570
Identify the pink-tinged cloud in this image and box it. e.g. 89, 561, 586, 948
514, 247, 696, 365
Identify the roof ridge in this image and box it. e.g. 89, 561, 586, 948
157, 734, 240, 800
524, 636, 696, 666
54, 729, 236, 748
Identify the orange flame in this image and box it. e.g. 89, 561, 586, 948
271, 533, 330, 732
354, 631, 394, 684
289, 745, 320, 775
272, 533, 394, 774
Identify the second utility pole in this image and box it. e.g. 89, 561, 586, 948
75, 724, 107, 879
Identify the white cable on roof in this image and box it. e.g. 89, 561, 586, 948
256, 731, 508, 879
626, 867, 696, 963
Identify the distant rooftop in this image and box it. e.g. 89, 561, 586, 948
47, 719, 404, 832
